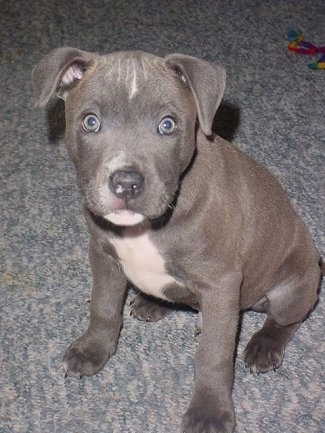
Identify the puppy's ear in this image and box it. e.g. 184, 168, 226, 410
165, 54, 226, 136
32, 47, 97, 107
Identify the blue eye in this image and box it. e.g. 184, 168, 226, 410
82, 114, 101, 132
158, 117, 176, 135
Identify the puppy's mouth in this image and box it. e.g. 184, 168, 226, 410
86, 196, 147, 227
83, 181, 179, 228
104, 209, 146, 226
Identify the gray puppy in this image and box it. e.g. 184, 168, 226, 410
32, 48, 322, 433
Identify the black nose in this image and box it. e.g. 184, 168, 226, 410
109, 170, 144, 200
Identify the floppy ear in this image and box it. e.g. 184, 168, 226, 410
32, 47, 97, 107
165, 54, 226, 136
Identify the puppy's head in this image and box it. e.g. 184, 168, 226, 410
32, 48, 225, 226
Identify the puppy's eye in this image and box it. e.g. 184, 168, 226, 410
82, 114, 101, 132
158, 117, 176, 135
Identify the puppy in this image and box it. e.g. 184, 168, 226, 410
32, 48, 321, 433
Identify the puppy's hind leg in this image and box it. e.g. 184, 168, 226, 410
130, 293, 176, 322
244, 317, 300, 373
244, 259, 320, 374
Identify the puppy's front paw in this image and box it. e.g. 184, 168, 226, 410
182, 408, 235, 433
62, 333, 114, 378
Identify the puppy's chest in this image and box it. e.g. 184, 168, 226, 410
110, 230, 177, 300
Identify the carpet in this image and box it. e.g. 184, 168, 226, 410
1, 1, 324, 432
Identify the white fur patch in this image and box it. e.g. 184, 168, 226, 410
129, 62, 138, 99
110, 229, 177, 300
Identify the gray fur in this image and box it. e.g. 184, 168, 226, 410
32, 48, 321, 433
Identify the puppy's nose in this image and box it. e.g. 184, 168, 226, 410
109, 170, 144, 200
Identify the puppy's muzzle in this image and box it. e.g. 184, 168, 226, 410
109, 169, 144, 201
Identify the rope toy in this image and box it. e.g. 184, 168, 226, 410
287, 30, 325, 70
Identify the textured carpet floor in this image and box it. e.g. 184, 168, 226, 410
1, 1, 324, 432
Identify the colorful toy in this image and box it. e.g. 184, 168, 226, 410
286, 30, 325, 70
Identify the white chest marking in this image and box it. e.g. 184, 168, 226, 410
110, 230, 176, 300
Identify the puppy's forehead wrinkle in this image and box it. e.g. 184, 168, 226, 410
101, 53, 170, 94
